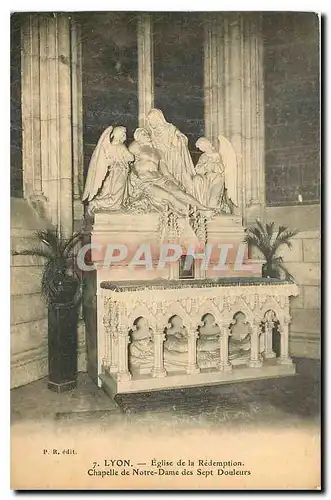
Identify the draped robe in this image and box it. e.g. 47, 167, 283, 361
149, 123, 196, 195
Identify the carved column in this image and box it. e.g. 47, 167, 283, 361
277, 316, 293, 365
117, 328, 131, 382
21, 13, 83, 236
21, 14, 43, 200
96, 287, 105, 383
264, 312, 276, 359
204, 13, 265, 221
152, 329, 167, 378
249, 320, 263, 367
186, 327, 200, 375
204, 16, 223, 150
71, 17, 84, 222
137, 13, 154, 127
108, 304, 118, 373
102, 298, 110, 370
218, 323, 232, 371
41, 14, 73, 236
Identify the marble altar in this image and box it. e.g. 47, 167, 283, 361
97, 278, 298, 395
82, 111, 299, 397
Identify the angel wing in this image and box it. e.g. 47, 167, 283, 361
82, 126, 113, 202
218, 135, 238, 207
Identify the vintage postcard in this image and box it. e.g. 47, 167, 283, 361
10, 10, 321, 490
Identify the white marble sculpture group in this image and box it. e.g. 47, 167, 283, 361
84, 109, 299, 395
82, 108, 238, 217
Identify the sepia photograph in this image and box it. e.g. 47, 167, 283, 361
10, 8, 321, 490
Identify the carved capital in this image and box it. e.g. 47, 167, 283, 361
278, 315, 291, 332
220, 325, 231, 339
188, 329, 199, 340
264, 310, 276, 322
153, 330, 166, 342
119, 330, 131, 344
252, 319, 263, 335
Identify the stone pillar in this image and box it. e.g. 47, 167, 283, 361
152, 330, 167, 378
102, 298, 110, 370
186, 327, 200, 375
277, 317, 293, 365
137, 13, 154, 127
71, 17, 84, 223
264, 312, 276, 359
102, 296, 118, 374
117, 328, 131, 382
21, 13, 83, 237
204, 13, 265, 221
21, 15, 43, 200
108, 303, 118, 373
96, 288, 105, 384
109, 332, 118, 373
249, 320, 263, 367
218, 323, 232, 371
204, 16, 223, 149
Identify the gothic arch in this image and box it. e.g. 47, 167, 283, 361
126, 304, 155, 330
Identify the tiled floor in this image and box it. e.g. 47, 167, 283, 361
11, 358, 320, 433
11, 372, 120, 422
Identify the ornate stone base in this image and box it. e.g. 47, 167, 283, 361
187, 365, 200, 375
219, 361, 233, 372
97, 278, 299, 398
248, 358, 263, 368
117, 372, 132, 382
152, 368, 167, 378
277, 356, 294, 366
100, 358, 296, 397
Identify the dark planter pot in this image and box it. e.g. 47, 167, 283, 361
262, 263, 280, 279
47, 283, 79, 393
50, 276, 79, 304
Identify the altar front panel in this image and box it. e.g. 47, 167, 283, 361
97, 280, 298, 396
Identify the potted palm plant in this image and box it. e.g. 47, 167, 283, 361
244, 220, 299, 280
13, 227, 82, 392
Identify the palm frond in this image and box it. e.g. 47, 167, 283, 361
35, 228, 61, 253
271, 256, 284, 263
244, 220, 298, 269
12, 246, 52, 259
274, 225, 287, 240
244, 221, 273, 259
273, 229, 299, 251
15, 225, 82, 303
62, 231, 83, 257
255, 219, 270, 247
244, 234, 270, 259
266, 222, 275, 239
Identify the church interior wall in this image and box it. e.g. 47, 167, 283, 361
10, 12, 320, 388
262, 12, 320, 358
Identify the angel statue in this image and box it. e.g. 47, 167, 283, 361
126, 127, 213, 217
146, 108, 196, 195
82, 126, 134, 214
218, 135, 239, 212
192, 135, 238, 213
